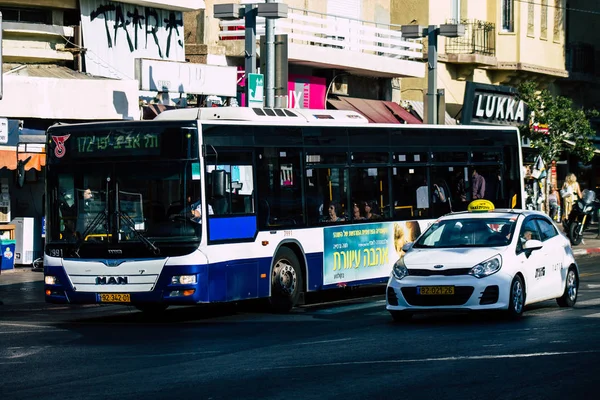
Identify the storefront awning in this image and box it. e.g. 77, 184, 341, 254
0, 135, 47, 171
328, 97, 422, 124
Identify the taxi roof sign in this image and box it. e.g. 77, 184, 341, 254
467, 199, 495, 212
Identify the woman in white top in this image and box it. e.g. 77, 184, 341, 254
561, 173, 582, 222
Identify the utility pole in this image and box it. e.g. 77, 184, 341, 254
244, 4, 257, 78
265, 0, 275, 108
426, 25, 438, 125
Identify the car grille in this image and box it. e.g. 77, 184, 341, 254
408, 268, 471, 276
479, 285, 499, 305
387, 287, 399, 306
401, 286, 474, 306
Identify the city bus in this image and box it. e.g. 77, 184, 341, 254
43, 107, 524, 313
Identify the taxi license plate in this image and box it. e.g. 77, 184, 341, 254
417, 286, 455, 295
99, 293, 131, 303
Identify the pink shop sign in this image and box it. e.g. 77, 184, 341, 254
287, 75, 326, 109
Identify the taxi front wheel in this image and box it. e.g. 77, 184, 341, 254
557, 268, 578, 308
506, 275, 525, 318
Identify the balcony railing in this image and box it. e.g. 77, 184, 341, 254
566, 42, 600, 77
444, 19, 495, 57
218, 7, 423, 60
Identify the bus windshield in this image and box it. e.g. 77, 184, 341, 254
46, 122, 202, 258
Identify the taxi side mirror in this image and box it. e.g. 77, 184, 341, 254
401, 242, 413, 252
523, 239, 543, 251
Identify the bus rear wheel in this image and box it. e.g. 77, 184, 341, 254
270, 247, 303, 313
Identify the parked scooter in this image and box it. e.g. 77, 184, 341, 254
565, 189, 598, 246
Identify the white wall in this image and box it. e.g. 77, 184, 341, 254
0, 76, 140, 120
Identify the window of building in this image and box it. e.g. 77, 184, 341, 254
0, 7, 52, 24
540, 0, 548, 39
553, 0, 564, 42
501, 0, 514, 32
527, 1, 535, 37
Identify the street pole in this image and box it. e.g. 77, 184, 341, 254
265, 0, 275, 108
244, 4, 257, 103
426, 25, 438, 125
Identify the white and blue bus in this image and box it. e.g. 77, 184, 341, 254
44, 107, 524, 312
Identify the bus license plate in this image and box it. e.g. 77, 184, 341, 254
99, 293, 131, 303
417, 286, 455, 295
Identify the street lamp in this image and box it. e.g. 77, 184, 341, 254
401, 24, 465, 124
214, 2, 288, 108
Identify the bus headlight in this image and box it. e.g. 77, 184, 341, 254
45, 276, 59, 285
171, 275, 197, 285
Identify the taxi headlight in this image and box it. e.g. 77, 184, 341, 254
392, 258, 408, 281
469, 255, 502, 279
171, 275, 197, 285
45, 276, 59, 285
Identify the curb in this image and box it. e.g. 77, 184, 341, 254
572, 247, 600, 256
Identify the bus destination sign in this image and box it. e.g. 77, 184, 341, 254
68, 133, 161, 158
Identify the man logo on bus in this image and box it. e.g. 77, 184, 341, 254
52, 134, 70, 158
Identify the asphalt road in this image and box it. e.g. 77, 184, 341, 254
2, 255, 600, 400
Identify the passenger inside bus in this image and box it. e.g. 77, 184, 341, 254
322, 201, 345, 223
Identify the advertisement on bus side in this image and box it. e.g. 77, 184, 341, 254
323, 221, 426, 285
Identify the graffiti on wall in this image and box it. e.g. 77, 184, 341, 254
81, 0, 185, 79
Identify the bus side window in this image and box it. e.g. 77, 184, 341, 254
256, 148, 303, 228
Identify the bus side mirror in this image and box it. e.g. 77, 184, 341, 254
212, 170, 227, 198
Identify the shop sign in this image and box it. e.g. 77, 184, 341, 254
135, 59, 237, 96
462, 82, 528, 126
287, 75, 326, 109
80, 0, 185, 80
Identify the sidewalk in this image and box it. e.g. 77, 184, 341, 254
556, 220, 600, 256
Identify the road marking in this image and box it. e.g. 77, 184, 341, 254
297, 338, 354, 346
580, 272, 600, 277
0, 362, 25, 365
583, 313, 600, 318
311, 301, 385, 314
259, 350, 599, 370
576, 299, 600, 306
0, 329, 62, 334
585, 284, 600, 289
0, 322, 52, 329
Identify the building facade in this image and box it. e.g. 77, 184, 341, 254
396, 0, 568, 122
187, 0, 425, 121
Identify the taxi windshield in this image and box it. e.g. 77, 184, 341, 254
414, 217, 516, 248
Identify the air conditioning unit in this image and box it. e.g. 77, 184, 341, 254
331, 76, 348, 95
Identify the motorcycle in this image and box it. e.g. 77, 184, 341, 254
565, 189, 597, 246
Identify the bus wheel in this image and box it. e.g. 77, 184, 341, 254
270, 247, 303, 313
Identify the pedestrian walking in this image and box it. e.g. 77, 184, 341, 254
560, 173, 582, 222
472, 169, 486, 200
548, 185, 561, 222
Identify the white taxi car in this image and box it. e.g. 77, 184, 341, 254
386, 201, 579, 321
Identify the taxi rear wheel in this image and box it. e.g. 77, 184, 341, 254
390, 311, 413, 323
557, 268, 578, 307
506, 275, 525, 318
